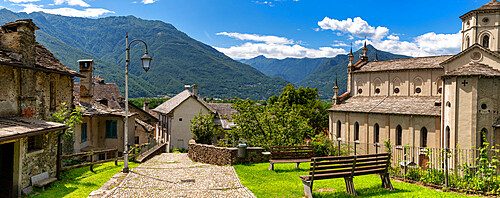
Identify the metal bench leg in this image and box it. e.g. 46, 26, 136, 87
268, 162, 274, 171
296, 162, 300, 169
344, 176, 357, 196
302, 179, 313, 198
380, 173, 394, 191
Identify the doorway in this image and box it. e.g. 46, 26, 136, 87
0, 142, 14, 198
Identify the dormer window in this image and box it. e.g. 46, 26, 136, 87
482, 35, 490, 48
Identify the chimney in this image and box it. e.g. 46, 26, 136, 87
192, 84, 198, 97
0, 19, 39, 66
143, 101, 150, 112
78, 59, 94, 105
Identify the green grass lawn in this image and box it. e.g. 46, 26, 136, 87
234, 163, 481, 198
27, 161, 139, 198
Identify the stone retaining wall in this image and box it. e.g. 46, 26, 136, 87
188, 140, 270, 166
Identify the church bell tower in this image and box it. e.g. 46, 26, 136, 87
460, 0, 500, 51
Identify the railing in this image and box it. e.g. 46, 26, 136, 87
59, 148, 119, 172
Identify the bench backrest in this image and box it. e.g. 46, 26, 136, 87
309, 153, 391, 180
270, 146, 315, 160
31, 172, 49, 185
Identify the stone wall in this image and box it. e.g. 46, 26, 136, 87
188, 140, 270, 166
21, 131, 58, 189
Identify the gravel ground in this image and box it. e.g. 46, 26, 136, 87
106, 153, 255, 198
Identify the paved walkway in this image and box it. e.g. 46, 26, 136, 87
106, 153, 255, 198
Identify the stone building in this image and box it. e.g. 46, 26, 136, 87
153, 85, 215, 151
329, 0, 500, 159
128, 102, 158, 145
0, 19, 80, 197
73, 60, 136, 156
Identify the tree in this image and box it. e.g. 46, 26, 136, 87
190, 112, 219, 144
270, 84, 329, 136
229, 99, 313, 150
51, 102, 83, 154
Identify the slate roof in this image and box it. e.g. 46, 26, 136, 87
135, 118, 155, 132
0, 43, 81, 77
0, 117, 68, 142
443, 62, 500, 77
74, 83, 135, 117
461, 0, 500, 19
353, 55, 452, 73
477, 0, 500, 10
209, 103, 237, 130
152, 90, 215, 115
328, 96, 441, 116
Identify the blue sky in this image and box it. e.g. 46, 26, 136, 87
0, 0, 493, 59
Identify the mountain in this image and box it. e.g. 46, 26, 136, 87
0, 9, 289, 99
240, 55, 330, 83
297, 45, 410, 99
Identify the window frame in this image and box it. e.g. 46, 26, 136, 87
105, 120, 118, 138
81, 123, 88, 142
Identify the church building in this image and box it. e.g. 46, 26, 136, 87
329, 1, 500, 153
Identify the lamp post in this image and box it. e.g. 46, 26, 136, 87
123, 33, 152, 173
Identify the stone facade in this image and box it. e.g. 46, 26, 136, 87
20, 131, 58, 189
188, 140, 269, 166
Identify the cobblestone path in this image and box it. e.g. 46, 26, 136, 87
107, 153, 255, 198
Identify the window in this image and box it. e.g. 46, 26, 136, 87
135, 136, 139, 145
480, 128, 488, 147
358, 89, 363, 94
396, 125, 402, 146
465, 36, 470, 48
394, 88, 400, 94
438, 88, 443, 94
179, 118, 183, 121
445, 126, 451, 148
50, 81, 56, 110
374, 123, 380, 143
336, 120, 341, 138
81, 123, 87, 142
28, 135, 43, 153
482, 35, 490, 48
415, 88, 422, 94
354, 122, 359, 141
481, 104, 487, 110
414, 77, 423, 95
483, 17, 489, 24
421, 127, 428, 147
106, 120, 118, 138
375, 88, 380, 94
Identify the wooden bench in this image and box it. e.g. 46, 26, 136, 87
269, 145, 315, 171
31, 172, 57, 191
299, 153, 394, 197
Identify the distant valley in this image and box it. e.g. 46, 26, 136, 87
241, 45, 410, 99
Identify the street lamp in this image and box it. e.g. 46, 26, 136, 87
123, 33, 152, 173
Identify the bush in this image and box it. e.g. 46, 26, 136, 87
190, 112, 220, 144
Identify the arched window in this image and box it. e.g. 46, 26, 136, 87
374, 123, 380, 143
396, 125, 402, 146
480, 128, 488, 147
482, 35, 490, 48
465, 36, 470, 48
354, 122, 359, 141
336, 120, 341, 138
420, 127, 428, 147
393, 77, 401, 95
445, 126, 451, 148
373, 78, 382, 95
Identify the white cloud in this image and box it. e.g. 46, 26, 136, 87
331, 40, 349, 47
318, 17, 389, 41
216, 32, 346, 59
216, 32, 294, 44
18, 3, 114, 17
7, 0, 40, 3
53, 0, 90, 7
356, 32, 461, 57
141, 0, 158, 4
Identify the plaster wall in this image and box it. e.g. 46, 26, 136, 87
170, 97, 211, 150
